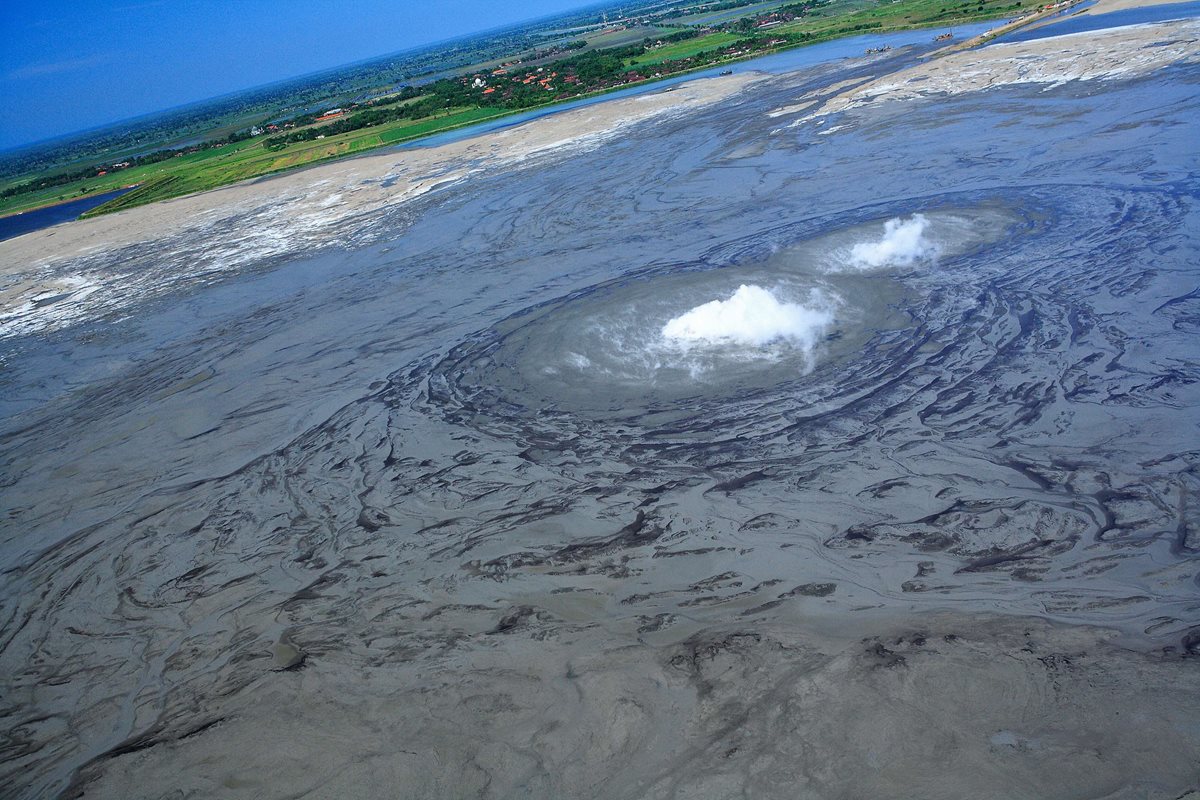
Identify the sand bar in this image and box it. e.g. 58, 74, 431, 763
774, 17, 1200, 125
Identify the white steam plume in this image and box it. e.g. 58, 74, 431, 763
849, 214, 937, 268
661, 284, 834, 348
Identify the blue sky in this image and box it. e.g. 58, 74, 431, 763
0, 0, 601, 150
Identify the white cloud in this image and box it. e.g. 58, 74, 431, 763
7, 54, 115, 80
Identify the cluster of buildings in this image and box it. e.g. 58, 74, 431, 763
250, 122, 289, 137
470, 65, 576, 98
95, 160, 132, 177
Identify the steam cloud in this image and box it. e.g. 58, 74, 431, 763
661, 284, 834, 348
849, 214, 937, 268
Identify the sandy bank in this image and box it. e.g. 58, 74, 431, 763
773, 17, 1200, 126
1089, 0, 1196, 13
964, 0, 1200, 46
0, 73, 757, 278
0, 73, 759, 339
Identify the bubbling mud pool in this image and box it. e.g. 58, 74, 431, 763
428, 205, 1022, 422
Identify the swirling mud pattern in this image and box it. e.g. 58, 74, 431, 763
2, 25, 1199, 800
379, 184, 1197, 619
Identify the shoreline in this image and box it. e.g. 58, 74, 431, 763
0, 72, 763, 339
936, 0, 1198, 52
2, 0, 1192, 229
933, 0, 1092, 54
0, 9, 1048, 225
775, 16, 1200, 126
0, 72, 757, 272
2, 0, 1191, 233
1, 10, 1196, 338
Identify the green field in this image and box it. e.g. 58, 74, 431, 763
0, 138, 263, 218
773, 0, 1031, 39
664, 0, 793, 26
626, 32, 745, 67
1, 107, 513, 219
581, 24, 672, 50
378, 107, 504, 143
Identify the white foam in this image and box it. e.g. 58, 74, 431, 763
661, 284, 834, 349
849, 214, 937, 268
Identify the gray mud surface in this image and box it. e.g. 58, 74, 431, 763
2, 29, 1199, 800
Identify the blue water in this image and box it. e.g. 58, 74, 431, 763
998, 0, 1200, 42
400, 20, 996, 150
0, 187, 134, 243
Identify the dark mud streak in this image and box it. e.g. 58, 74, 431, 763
956, 539, 1056, 573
